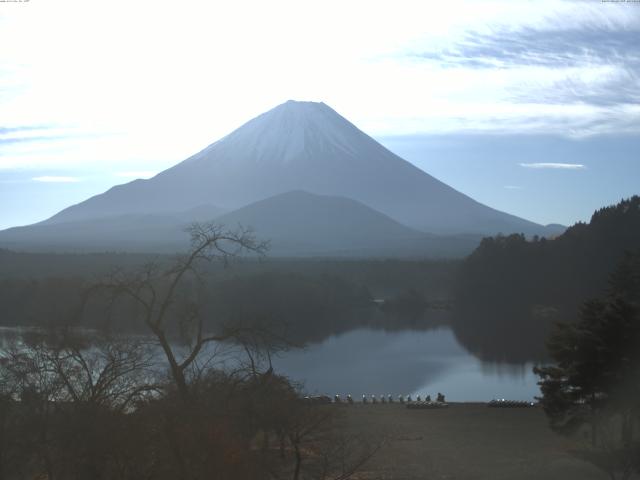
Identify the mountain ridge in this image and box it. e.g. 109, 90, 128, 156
0, 190, 482, 257
40, 100, 548, 236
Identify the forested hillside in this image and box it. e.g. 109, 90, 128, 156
453, 196, 640, 362
0, 250, 457, 344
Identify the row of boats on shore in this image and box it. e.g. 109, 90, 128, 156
487, 399, 536, 408
302, 394, 536, 408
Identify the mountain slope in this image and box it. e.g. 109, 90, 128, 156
0, 212, 193, 252
43, 100, 546, 236
214, 190, 444, 256
0, 191, 481, 257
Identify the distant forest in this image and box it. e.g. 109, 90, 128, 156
453, 196, 640, 362
0, 253, 457, 345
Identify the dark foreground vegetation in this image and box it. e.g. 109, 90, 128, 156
0, 224, 381, 480
0, 331, 382, 480
534, 250, 640, 480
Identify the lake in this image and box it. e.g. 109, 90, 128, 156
0, 325, 541, 402
272, 327, 541, 402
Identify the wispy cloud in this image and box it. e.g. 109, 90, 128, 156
32, 176, 81, 183
504, 185, 523, 189
0, 125, 47, 135
520, 163, 585, 170
0, 135, 67, 145
414, 27, 640, 72
397, 7, 640, 137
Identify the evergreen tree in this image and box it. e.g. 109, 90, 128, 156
535, 252, 640, 478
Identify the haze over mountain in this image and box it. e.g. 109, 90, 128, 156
0, 191, 482, 257
0, 100, 561, 255
214, 191, 482, 257
42, 101, 551, 235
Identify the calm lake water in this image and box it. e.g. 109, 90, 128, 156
0, 326, 541, 402
272, 327, 541, 402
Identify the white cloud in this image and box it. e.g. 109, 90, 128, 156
0, 0, 637, 174
519, 163, 586, 170
32, 176, 81, 183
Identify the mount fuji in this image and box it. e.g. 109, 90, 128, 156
0, 100, 560, 256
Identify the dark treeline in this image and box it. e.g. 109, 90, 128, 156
209, 272, 372, 344
0, 273, 372, 335
0, 254, 457, 344
0, 249, 158, 279
454, 196, 640, 362
0, 249, 457, 299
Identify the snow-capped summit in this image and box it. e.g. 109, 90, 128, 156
185, 100, 383, 168
185, 100, 362, 167
40, 100, 545, 236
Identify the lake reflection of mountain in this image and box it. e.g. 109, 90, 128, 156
272, 328, 540, 401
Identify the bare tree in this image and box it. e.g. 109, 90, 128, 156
0, 328, 159, 480
92, 222, 268, 401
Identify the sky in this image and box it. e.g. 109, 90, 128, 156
0, 0, 639, 229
